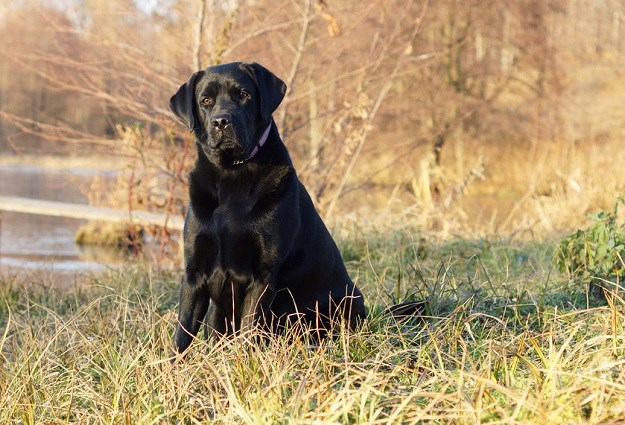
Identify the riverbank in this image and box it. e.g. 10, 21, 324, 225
0, 154, 123, 171
0, 162, 128, 276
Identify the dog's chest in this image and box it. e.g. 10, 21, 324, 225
188, 170, 282, 283
204, 199, 265, 275
211, 200, 252, 232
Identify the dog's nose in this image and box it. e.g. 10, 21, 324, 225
211, 114, 231, 130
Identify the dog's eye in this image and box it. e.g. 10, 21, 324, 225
200, 97, 214, 107
239, 89, 250, 100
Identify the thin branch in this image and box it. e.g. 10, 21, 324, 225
323, 0, 430, 219
223, 20, 299, 57
276, 0, 314, 135
193, 0, 207, 70
0, 111, 115, 148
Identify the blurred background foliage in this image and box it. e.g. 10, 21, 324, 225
1, 0, 624, 238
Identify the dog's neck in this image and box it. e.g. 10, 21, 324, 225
190, 123, 294, 203
233, 122, 272, 165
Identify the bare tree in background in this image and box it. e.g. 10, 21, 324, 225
0, 0, 615, 227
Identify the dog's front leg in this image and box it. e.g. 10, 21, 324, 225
239, 282, 274, 335
173, 275, 210, 355
204, 301, 228, 339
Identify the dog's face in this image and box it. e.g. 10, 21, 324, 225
170, 62, 286, 167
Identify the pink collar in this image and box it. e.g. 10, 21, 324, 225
245, 122, 272, 162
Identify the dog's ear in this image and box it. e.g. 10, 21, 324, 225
169, 70, 205, 136
240, 62, 287, 123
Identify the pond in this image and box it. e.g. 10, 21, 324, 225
0, 159, 521, 287
0, 163, 123, 283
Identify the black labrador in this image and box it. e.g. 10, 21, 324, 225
169, 62, 366, 354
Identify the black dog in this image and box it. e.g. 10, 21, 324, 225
169, 62, 366, 354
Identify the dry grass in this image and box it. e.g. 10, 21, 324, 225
332, 132, 625, 243
1, 235, 624, 424
331, 54, 625, 241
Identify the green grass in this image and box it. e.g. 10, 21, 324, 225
1, 233, 624, 424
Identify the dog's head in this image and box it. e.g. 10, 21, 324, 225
170, 62, 286, 167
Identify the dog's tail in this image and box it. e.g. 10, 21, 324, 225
382, 300, 428, 321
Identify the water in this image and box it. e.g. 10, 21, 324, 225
0, 163, 120, 279
0, 161, 519, 284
